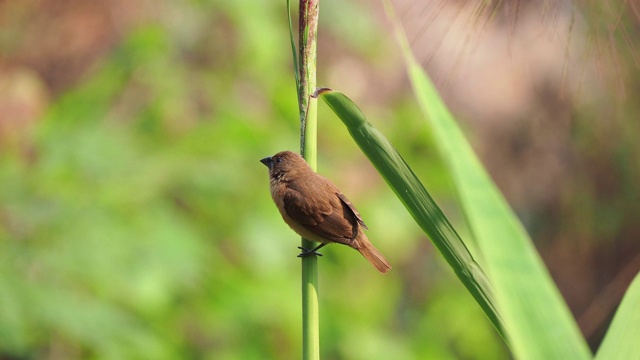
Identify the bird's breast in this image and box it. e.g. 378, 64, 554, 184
269, 178, 328, 244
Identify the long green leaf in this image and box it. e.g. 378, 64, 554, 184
286, 0, 300, 106
383, 1, 592, 359
595, 272, 640, 360
315, 88, 505, 339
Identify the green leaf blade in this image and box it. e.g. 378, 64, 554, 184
286, 0, 300, 97
318, 89, 505, 339
384, 1, 593, 358
595, 272, 640, 360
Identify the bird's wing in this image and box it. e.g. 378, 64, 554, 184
336, 193, 368, 230
283, 187, 358, 245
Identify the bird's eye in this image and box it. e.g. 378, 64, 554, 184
276, 158, 283, 163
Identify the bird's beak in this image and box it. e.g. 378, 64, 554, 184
260, 156, 273, 169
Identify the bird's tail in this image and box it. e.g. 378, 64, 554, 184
356, 238, 391, 274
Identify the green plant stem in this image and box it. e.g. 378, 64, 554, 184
297, 1, 320, 360
301, 99, 319, 360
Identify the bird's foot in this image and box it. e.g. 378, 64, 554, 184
297, 246, 323, 257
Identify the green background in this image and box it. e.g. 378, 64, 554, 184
0, 0, 638, 359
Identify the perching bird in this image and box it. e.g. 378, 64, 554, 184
260, 150, 391, 273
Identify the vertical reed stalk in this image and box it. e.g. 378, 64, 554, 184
296, 1, 320, 359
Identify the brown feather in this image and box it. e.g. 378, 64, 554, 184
283, 182, 356, 246
356, 238, 391, 274
337, 193, 368, 230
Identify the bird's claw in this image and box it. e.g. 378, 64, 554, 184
297, 246, 323, 257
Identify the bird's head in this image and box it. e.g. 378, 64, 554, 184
260, 151, 309, 180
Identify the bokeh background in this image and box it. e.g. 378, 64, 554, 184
1, 0, 638, 359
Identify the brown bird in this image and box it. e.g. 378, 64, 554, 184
260, 150, 391, 273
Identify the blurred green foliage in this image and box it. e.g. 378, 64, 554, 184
0, 1, 507, 359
